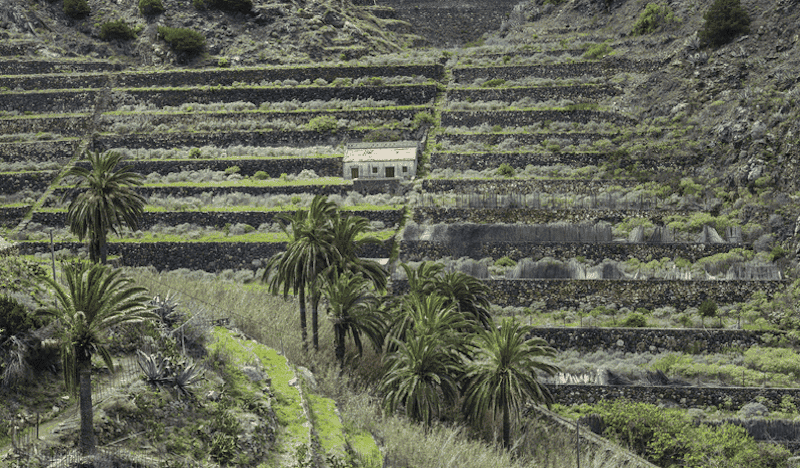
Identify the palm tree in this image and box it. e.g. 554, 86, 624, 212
328, 212, 387, 293
262, 195, 338, 350
322, 270, 385, 367
63, 151, 145, 264
385, 292, 473, 352
38, 262, 154, 454
434, 270, 492, 330
462, 318, 559, 448
380, 330, 464, 427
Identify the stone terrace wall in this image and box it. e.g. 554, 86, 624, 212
549, 384, 800, 410
377, 0, 522, 47
19, 241, 392, 271
0, 140, 79, 162
77, 157, 343, 178
2, 85, 438, 113
0, 59, 123, 76
437, 132, 610, 146
431, 152, 704, 172
0, 172, 57, 195
441, 110, 636, 127
30, 209, 404, 230
431, 152, 609, 170
413, 207, 690, 224
49, 184, 354, 204
447, 85, 620, 102
0, 206, 29, 228
452, 59, 665, 83
94, 130, 372, 151
530, 327, 776, 353
390, 279, 784, 308
0, 116, 92, 136
422, 179, 639, 195
0, 65, 444, 91
399, 241, 746, 263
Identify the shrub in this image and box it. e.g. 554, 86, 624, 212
139, 0, 165, 15
364, 128, 401, 142
632, 3, 679, 35
253, 171, 269, 180
494, 256, 516, 268
412, 111, 435, 129
217, 57, 230, 68
699, 0, 750, 47
621, 312, 647, 328
582, 42, 613, 60
496, 163, 515, 178
192, 0, 206, 9
698, 299, 717, 325
0, 296, 40, 337
224, 166, 240, 175
64, 0, 90, 18
305, 115, 338, 133
100, 20, 137, 40
208, 0, 253, 12
188, 147, 202, 159
482, 78, 506, 88
158, 26, 206, 54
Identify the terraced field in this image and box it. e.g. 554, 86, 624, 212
2, 17, 798, 462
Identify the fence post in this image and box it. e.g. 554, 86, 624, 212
576, 419, 580, 468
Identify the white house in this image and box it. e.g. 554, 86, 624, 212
343, 141, 420, 180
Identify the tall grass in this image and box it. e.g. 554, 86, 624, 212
125, 268, 649, 468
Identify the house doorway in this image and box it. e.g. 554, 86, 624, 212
351, 167, 359, 179
385, 166, 395, 178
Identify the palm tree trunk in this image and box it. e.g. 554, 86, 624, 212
502, 406, 511, 449
311, 291, 320, 351
299, 286, 308, 350
334, 323, 345, 368
78, 356, 96, 455
89, 236, 100, 264
99, 234, 108, 264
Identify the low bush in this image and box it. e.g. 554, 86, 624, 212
64, 0, 90, 18
412, 111, 435, 130
699, 0, 750, 47
305, 115, 338, 133
631, 3, 679, 35
157, 26, 206, 54
582, 42, 614, 60
621, 312, 647, 328
496, 163, 515, 178
139, 0, 165, 15
100, 20, 137, 41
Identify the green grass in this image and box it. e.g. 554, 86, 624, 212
307, 393, 347, 455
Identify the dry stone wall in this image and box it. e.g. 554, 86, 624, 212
452, 60, 664, 83
79, 157, 343, 178
0, 140, 78, 162
400, 240, 745, 262
93, 130, 372, 151
0, 115, 92, 136
438, 132, 611, 146
422, 179, 639, 195
19, 241, 392, 271
448, 85, 620, 102
530, 327, 776, 353
390, 278, 784, 308
0, 206, 28, 227
430, 152, 609, 170
0, 172, 57, 194
413, 207, 690, 225
0, 65, 444, 91
549, 384, 800, 410
0, 59, 123, 76
30, 209, 404, 230
441, 110, 636, 127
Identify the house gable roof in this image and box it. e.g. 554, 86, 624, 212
344, 141, 419, 163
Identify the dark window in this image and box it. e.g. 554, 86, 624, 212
402, 166, 408, 173
385, 166, 395, 178
351, 167, 359, 179
372, 166, 378, 174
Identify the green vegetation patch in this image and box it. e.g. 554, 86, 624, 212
307, 393, 347, 455
632, 3, 680, 35
157, 26, 206, 54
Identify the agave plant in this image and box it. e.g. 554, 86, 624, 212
173, 361, 203, 398
149, 294, 182, 329
136, 350, 171, 387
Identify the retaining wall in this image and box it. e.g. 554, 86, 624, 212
0, 172, 57, 194
430, 151, 610, 170
452, 59, 664, 83
437, 132, 613, 147
78, 157, 344, 178
549, 384, 800, 410
0, 65, 444, 91
93, 129, 372, 151
18, 240, 392, 271
0, 206, 28, 227
376, 0, 522, 46
399, 241, 746, 263
529, 327, 777, 354
447, 85, 620, 102
412, 207, 690, 224
422, 179, 639, 194
390, 278, 784, 308
2, 85, 438, 113
30, 209, 404, 230
441, 110, 635, 127
0, 59, 123, 76
0, 140, 79, 162
0, 115, 92, 136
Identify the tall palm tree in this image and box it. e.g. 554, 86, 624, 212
380, 330, 464, 427
385, 292, 472, 352
462, 318, 559, 448
262, 195, 338, 350
328, 212, 387, 293
63, 151, 145, 264
322, 270, 385, 367
434, 270, 492, 329
38, 262, 154, 454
